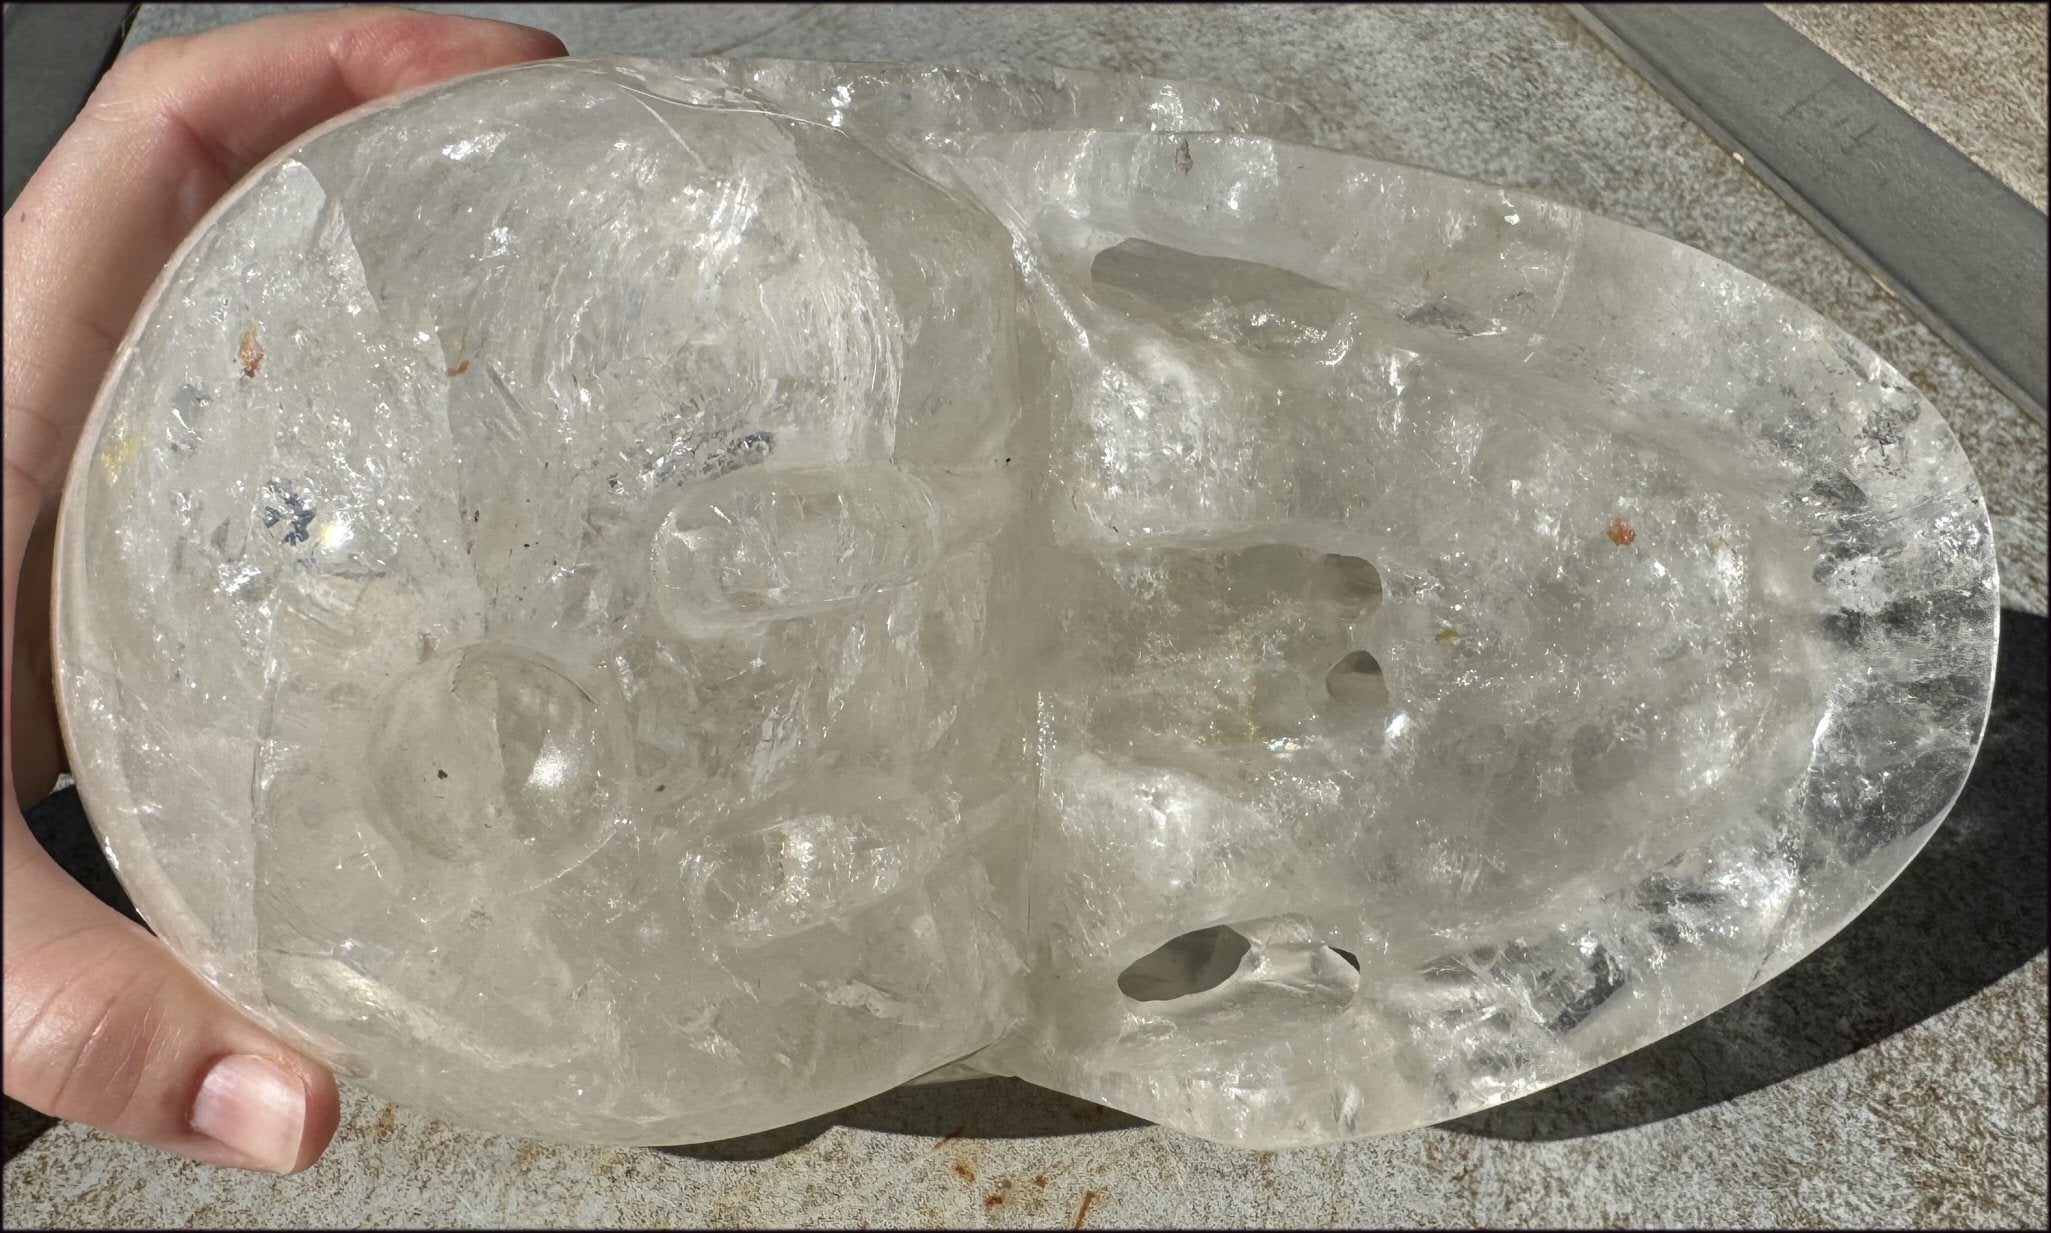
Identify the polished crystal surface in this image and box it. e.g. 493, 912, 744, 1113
55, 58, 2000, 1149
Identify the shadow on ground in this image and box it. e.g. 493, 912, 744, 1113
660, 1077, 1147, 1161
2, 1099, 60, 1168
1451, 608, 2047, 1140
8, 615, 2040, 1163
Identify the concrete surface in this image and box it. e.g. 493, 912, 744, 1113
4, 4, 2046, 1228
1769, 3, 2048, 214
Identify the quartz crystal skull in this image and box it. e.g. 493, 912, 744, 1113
54, 58, 2000, 1149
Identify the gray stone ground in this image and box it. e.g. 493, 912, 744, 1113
4, 5, 2044, 1228
1768, 3, 2047, 213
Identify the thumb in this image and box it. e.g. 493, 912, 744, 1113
2, 809, 339, 1173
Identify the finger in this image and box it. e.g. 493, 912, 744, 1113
3, 6, 565, 804
2, 4, 567, 508
2, 815, 341, 1172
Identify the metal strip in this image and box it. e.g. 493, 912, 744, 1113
1573, 3, 2047, 425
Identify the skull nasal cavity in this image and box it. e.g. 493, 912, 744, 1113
1325, 650, 1388, 712
1320, 552, 1381, 609
1118, 925, 1252, 1002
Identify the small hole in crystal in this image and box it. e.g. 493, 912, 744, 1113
1118, 925, 1252, 1002
1321, 553, 1381, 608
1333, 947, 1360, 972
1326, 649, 1384, 697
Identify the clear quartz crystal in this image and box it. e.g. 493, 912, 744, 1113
55, 58, 2000, 1148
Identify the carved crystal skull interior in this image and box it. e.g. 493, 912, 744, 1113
55, 58, 1999, 1149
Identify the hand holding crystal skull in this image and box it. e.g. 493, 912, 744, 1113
43, 46, 1998, 1154
2, 8, 570, 1175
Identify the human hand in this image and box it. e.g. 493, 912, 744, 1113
3, 6, 565, 1173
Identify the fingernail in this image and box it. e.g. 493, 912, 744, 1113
191, 1055, 308, 1173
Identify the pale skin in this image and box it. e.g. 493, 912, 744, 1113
3, 7, 567, 1173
